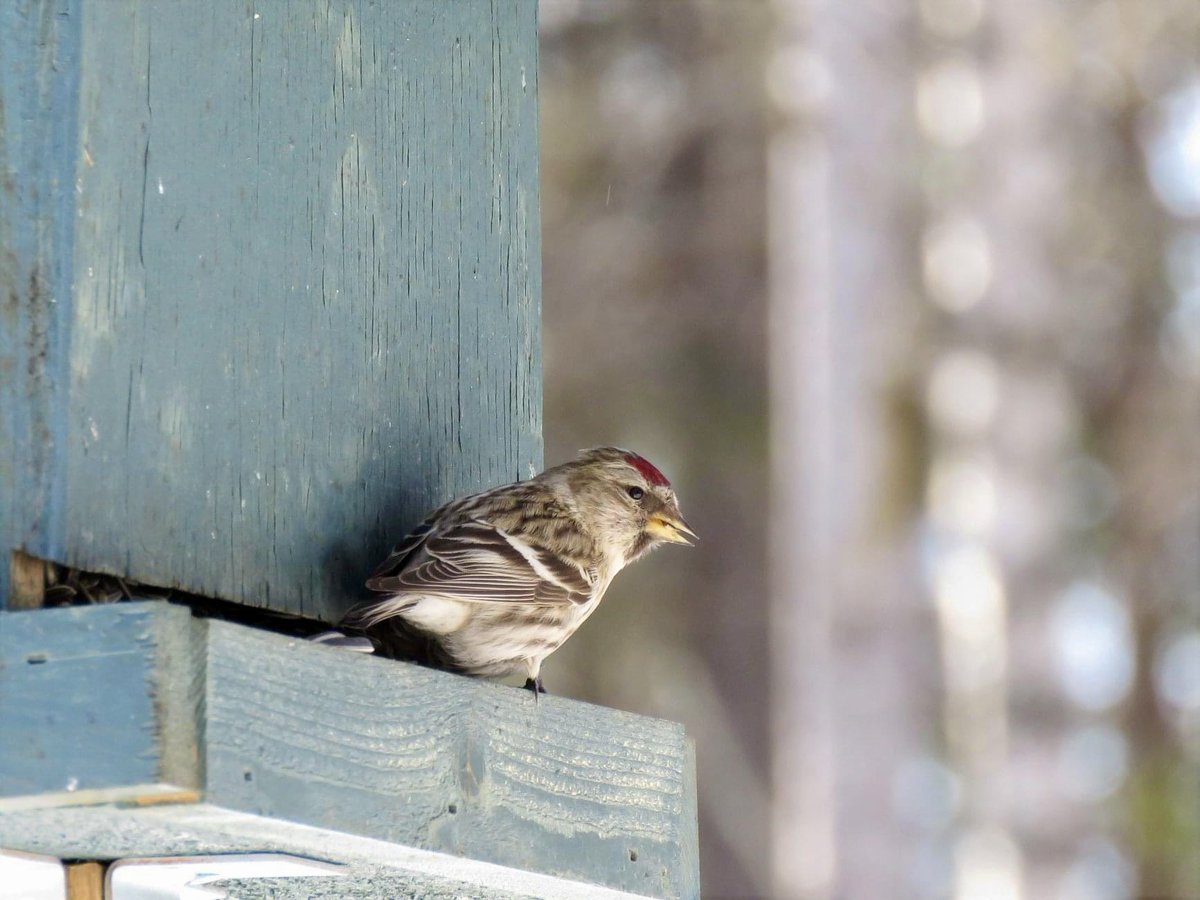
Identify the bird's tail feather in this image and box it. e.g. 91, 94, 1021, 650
310, 630, 376, 653
321, 605, 461, 672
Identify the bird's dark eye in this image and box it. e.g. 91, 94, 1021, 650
626, 486, 645, 501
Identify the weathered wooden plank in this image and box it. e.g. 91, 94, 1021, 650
0, 603, 700, 897
0, 0, 80, 610
6, 551, 49, 610
1, 0, 542, 619
64, 861, 103, 900
0, 805, 654, 899
205, 621, 698, 898
0, 603, 203, 797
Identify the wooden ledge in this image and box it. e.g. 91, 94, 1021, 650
0, 804, 656, 899
0, 603, 699, 899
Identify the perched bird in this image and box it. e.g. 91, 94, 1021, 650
314, 447, 695, 695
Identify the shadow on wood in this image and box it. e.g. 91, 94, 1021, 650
0, 0, 543, 621
0, 602, 699, 898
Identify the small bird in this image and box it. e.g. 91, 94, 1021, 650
315, 447, 695, 695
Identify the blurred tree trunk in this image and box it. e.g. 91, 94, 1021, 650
542, 0, 1200, 896
768, 2, 932, 898
766, 0, 837, 892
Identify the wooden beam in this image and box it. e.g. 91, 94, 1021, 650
0, 0, 542, 620
0, 0, 78, 616
0, 603, 203, 798
7, 552, 48, 610
64, 861, 104, 900
0, 805, 655, 899
0, 603, 699, 898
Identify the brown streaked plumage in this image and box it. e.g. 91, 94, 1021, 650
316, 447, 696, 695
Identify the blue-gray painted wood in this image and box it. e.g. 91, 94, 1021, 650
206, 622, 698, 899
0, 805, 655, 899
0, 0, 80, 606
0, 602, 202, 796
0, 0, 542, 620
0, 603, 700, 898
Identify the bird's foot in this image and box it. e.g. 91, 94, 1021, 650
523, 676, 546, 699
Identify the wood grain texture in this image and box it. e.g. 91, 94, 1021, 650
0, 805, 656, 899
65, 861, 104, 900
0, 602, 202, 797
0, 603, 700, 897
0, 0, 79, 609
2, 0, 542, 619
205, 621, 698, 898
6, 551, 49, 609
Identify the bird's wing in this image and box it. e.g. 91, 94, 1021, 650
367, 510, 443, 582
365, 518, 596, 606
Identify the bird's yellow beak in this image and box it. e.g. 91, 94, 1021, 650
647, 510, 698, 546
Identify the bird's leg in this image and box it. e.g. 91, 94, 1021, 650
523, 676, 546, 697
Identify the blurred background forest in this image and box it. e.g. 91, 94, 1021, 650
534, 1, 1200, 899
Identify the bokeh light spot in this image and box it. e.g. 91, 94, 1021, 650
1051, 582, 1135, 711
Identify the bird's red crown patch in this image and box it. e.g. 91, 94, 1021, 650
624, 452, 671, 487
